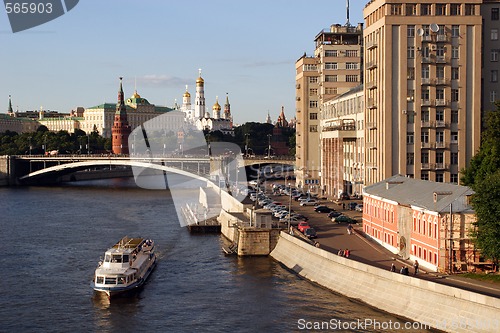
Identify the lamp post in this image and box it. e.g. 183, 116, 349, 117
245, 133, 250, 157
288, 182, 292, 233
267, 134, 272, 158
87, 135, 90, 155
28, 136, 32, 156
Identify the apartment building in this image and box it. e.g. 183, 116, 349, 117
481, 0, 500, 117
295, 23, 363, 193
363, 0, 482, 186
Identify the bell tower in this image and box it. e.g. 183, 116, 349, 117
112, 77, 131, 154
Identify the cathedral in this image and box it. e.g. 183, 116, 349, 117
181, 70, 234, 135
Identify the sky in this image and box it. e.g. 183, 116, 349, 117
0, 0, 365, 124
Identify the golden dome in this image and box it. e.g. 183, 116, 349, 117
131, 90, 141, 99
213, 101, 221, 111
183, 91, 191, 97
196, 76, 204, 85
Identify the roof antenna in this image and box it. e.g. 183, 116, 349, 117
346, 0, 351, 27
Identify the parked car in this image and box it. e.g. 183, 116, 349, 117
328, 211, 342, 219
355, 204, 363, 212
314, 205, 333, 213
339, 192, 350, 200
297, 221, 310, 232
300, 199, 319, 206
304, 227, 317, 239
347, 202, 358, 210
292, 214, 309, 221
333, 215, 357, 224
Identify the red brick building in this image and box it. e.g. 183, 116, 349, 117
112, 77, 131, 154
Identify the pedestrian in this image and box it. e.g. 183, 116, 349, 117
338, 249, 344, 256
414, 260, 419, 275
344, 248, 350, 258
342, 202, 346, 210
390, 263, 396, 272
347, 224, 353, 235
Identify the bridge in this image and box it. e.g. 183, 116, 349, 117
0, 154, 295, 186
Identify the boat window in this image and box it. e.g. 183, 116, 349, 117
122, 254, 129, 263
104, 254, 111, 262
96, 276, 104, 284
112, 254, 122, 263
117, 276, 125, 284
104, 277, 117, 285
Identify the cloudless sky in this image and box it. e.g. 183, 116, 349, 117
0, 0, 365, 124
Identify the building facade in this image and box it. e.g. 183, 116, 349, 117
363, 174, 482, 273
295, 23, 363, 192
363, 0, 482, 186
481, 0, 500, 118
320, 85, 364, 198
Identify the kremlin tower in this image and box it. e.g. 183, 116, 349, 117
112, 77, 132, 154
212, 96, 221, 119
194, 69, 206, 119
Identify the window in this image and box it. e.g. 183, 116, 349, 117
325, 62, 337, 70
436, 109, 444, 121
452, 46, 459, 59
436, 88, 445, 101
451, 174, 459, 184
309, 113, 317, 120
346, 63, 358, 70
309, 125, 318, 132
325, 50, 338, 57
451, 132, 458, 143
436, 131, 444, 143
407, 153, 414, 165
421, 130, 429, 143
421, 87, 430, 101
452, 25, 460, 37
391, 4, 402, 15
407, 132, 414, 144
421, 172, 429, 181
491, 90, 498, 103
492, 8, 499, 20
492, 29, 499, 41
408, 25, 415, 37
304, 64, 317, 71
421, 4, 431, 15
436, 173, 444, 183
346, 75, 358, 82
309, 88, 318, 96
408, 46, 415, 59
309, 101, 318, 108
309, 77, 318, 84
492, 50, 499, 62
450, 4, 461, 15
436, 151, 444, 164
451, 110, 458, 123
421, 65, 430, 79
325, 75, 337, 82
421, 152, 429, 164
492, 70, 498, 83
421, 109, 430, 122
345, 50, 358, 57
406, 4, 416, 16
436, 4, 446, 15
407, 112, 415, 124
452, 67, 459, 80
436, 45, 445, 57
407, 89, 415, 101
436, 66, 445, 79
452, 89, 459, 102
451, 152, 458, 165
465, 4, 474, 15
325, 87, 337, 95
407, 67, 415, 80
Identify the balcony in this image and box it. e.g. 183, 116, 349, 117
436, 34, 449, 42
435, 120, 449, 128
435, 141, 449, 149
435, 78, 450, 85
366, 122, 377, 129
366, 81, 377, 90
422, 35, 433, 42
435, 56, 449, 64
421, 99, 433, 106
434, 163, 450, 170
367, 98, 377, 109
421, 163, 431, 170
421, 57, 433, 64
366, 61, 377, 70
421, 142, 434, 149
421, 121, 433, 128
366, 142, 377, 150
366, 40, 378, 50
421, 78, 432, 85
435, 99, 450, 107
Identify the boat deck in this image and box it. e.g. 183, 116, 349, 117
112, 237, 144, 250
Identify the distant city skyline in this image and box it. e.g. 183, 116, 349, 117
0, 0, 365, 124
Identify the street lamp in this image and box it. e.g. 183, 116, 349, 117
28, 136, 32, 156
267, 134, 272, 158
87, 135, 90, 155
288, 182, 292, 233
245, 133, 250, 157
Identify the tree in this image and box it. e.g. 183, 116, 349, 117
470, 170, 500, 266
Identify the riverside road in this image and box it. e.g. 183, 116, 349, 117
262, 181, 500, 299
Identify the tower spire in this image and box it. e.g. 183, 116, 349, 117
7, 95, 13, 114
346, 0, 351, 26
112, 77, 131, 154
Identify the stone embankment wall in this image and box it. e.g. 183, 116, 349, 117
270, 232, 500, 333
0, 156, 12, 186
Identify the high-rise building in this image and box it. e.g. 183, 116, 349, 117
295, 22, 363, 192
363, 0, 482, 186
481, 0, 500, 119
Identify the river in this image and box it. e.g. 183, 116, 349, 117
0, 178, 433, 332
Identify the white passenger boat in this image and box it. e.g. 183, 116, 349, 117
91, 236, 157, 297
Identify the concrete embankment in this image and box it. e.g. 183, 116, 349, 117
270, 232, 500, 333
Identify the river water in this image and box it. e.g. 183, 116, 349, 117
0, 178, 433, 332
